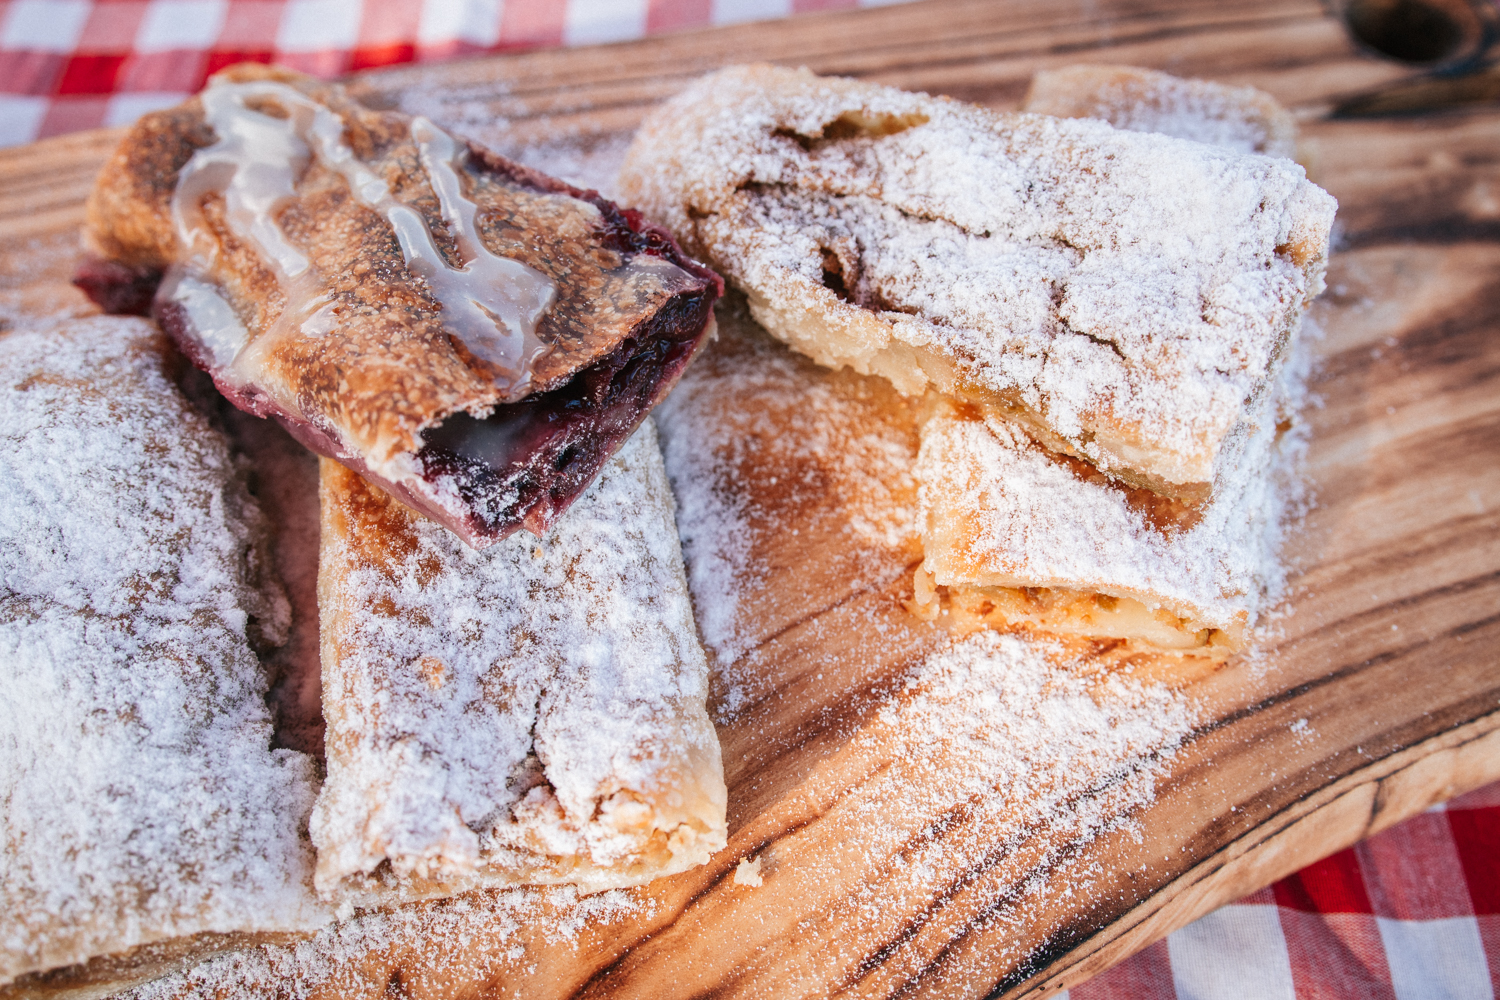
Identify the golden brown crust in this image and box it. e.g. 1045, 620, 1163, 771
85, 63, 716, 466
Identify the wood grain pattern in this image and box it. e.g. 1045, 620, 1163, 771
1, 0, 1498, 996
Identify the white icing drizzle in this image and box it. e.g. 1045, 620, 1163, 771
405, 117, 554, 381
167, 79, 555, 399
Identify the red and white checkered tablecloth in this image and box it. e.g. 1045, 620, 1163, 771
2, 1, 1499, 995
0, 0, 902, 146
1074, 782, 1500, 1000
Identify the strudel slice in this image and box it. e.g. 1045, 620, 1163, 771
79, 63, 721, 548
0, 317, 327, 985
619, 64, 1335, 502
312, 423, 726, 906
910, 374, 1297, 659
1022, 65, 1297, 158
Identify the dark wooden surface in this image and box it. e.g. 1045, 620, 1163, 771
1, 0, 1498, 996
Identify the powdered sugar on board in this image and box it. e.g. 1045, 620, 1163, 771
0, 317, 329, 984
812, 630, 1198, 988
653, 295, 923, 699
125, 884, 658, 999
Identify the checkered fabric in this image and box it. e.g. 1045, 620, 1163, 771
2, 1, 1498, 994
0, 0, 906, 146
1071, 781, 1500, 999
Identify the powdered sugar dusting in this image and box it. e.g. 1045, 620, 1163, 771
620, 64, 1336, 488
654, 296, 921, 682
918, 327, 1313, 632
0, 317, 328, 984
1022, 64, 1298, 158
765, 630, 1197, 992
866, 630, 1195, 864
313, 422, 726, 902
126, 884, 656, 999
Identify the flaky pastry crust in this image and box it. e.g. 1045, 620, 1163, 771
80, 64, 720, 546
619, 64, 1335, 501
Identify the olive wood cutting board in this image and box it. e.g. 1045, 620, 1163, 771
2, 0, 1499, 996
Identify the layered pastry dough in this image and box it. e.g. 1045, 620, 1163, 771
1022, 64, 1297, 158
0, 317, 327, 985
619, 64, 1335, 501
312, 423, 726, 906
910, 378, 1298, 658
906, 68, 1313, 657
80, 64, 720, 548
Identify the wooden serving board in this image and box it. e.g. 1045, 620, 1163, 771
3, 0, 1500, 996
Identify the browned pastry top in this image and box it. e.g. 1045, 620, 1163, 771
85, 63, 708, 468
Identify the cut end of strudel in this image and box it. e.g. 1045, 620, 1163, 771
312, 422, 726, 906
619, 63, 1335, 502
0, 317, 328, 985
78, 63, 721, 549
911, 342, 1302, 659
1022, 64, 1298, 159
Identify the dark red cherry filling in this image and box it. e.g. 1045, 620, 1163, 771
78, 260, 717, 546
418, 289, 715, 539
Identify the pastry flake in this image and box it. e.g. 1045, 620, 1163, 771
78, 64, 722, 548
619, 64, 1335, 501
311, 422, 727, 906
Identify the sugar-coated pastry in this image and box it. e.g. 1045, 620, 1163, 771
619, 64, 1334, 502
312, 423, 726, 906
910, 362, 1302, 657
0, 317, 328, 985
79, 64, 721, 548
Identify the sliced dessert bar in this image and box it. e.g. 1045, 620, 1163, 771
910, 371, 1300, 658
0, 317, 327, 984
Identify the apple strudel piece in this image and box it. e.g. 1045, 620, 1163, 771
1022, 64, 1297, 158
312, 422, 726, 906
619, 64, 1334, 503
78, 63, 721, 548
910, 354, 1302, 659
0, 317, 328, 985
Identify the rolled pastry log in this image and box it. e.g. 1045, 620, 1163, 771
0, 317, 327, 986
311, 422, 727, 906
619, 64, 1334, 504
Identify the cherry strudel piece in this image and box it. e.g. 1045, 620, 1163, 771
78, 63, 721, 548
0, 317, 328, 986
312, 423, 726, 906
619, 64, 1334, 503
